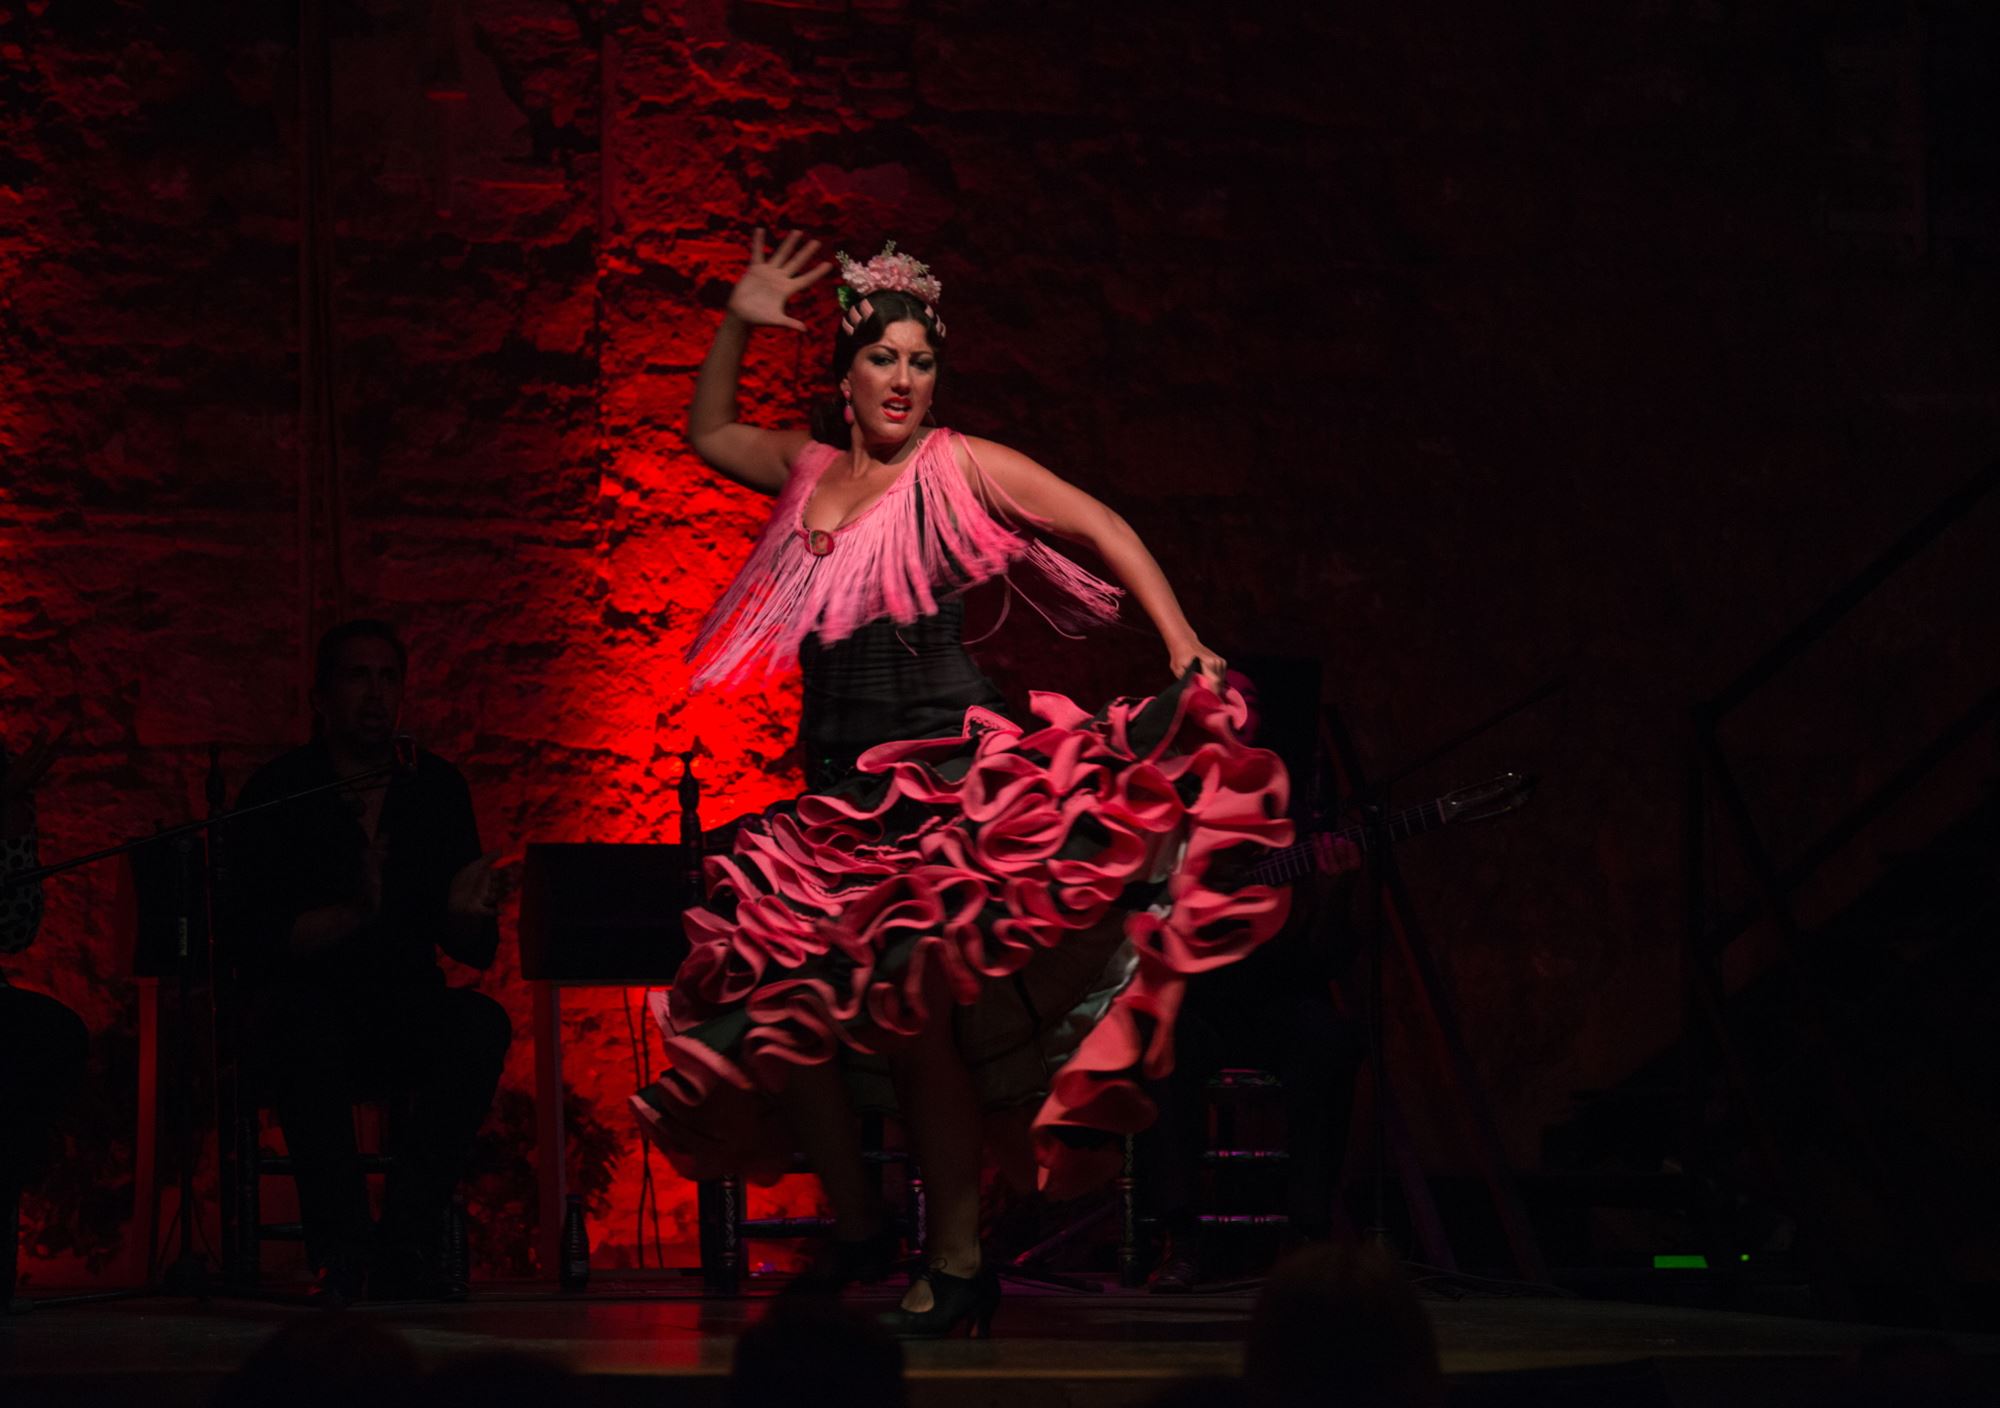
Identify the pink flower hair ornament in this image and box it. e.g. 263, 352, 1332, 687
836, 241, 947, 339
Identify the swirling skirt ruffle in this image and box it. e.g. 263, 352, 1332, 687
631, 673, 1293, 1199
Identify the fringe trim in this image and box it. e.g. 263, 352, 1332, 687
687, 429, 1123, 690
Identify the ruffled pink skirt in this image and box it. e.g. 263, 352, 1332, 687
631, 673, 1293, 1199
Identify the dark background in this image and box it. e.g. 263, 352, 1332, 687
2, 0, 1995, 1302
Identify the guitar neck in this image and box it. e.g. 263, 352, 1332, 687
1251, 798, 1451, 886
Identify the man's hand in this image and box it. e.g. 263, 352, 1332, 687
1312, 831, 1363, 878
448, 850, 503, 920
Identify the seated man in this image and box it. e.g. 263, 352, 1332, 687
1, 730, 90, 1306
1140, 865, 1364, 1289
231, 619, 510, 1304
1139, 662, 1365, 1291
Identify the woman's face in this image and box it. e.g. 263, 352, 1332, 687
842, 318, 938, 447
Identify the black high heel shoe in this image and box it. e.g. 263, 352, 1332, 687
877, 1261, 1000, 1339
785, 1225, 901, 1296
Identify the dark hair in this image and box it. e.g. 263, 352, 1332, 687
809, 289, 946, 447
313, 618, 408, 693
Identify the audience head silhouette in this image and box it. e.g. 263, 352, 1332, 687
211, 1317, 420, 1408
728, 1297, 908, 1408
426, 1349, 578, 1407
1247, 1242, 1444, 1408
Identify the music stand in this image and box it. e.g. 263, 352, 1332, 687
518, 841, 699, 1280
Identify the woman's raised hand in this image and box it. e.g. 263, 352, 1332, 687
727, 227, 834, 332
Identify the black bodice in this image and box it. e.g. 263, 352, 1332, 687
798, 597, 1008, 790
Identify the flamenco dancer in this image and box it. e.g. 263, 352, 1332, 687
633, 230, 1295, 1336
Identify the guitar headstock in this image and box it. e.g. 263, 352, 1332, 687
1439, 772, 1535, 825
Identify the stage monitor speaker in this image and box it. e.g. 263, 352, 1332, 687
518, 842, 698, 984
122, 833, 212, 978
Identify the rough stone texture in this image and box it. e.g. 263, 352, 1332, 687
2, 0, 1997, 1281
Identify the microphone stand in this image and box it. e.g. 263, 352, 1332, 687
672, 741, 743, 1296
3, 748, 410, 1310
0, 759, 406, 896
1321, 677, 1562, 1295
1353, 784, 1395, 1252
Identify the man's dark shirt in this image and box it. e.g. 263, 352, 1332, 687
229, 742, 497, 992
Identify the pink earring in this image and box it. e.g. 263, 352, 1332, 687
843, 392, 854, 425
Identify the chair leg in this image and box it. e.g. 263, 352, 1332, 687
1117, 1136, 1143, 1287
444, 1196, 469, 1299
4, 1177, 22, 1311
860, 1111, 886, 1222
698, 1177, 741, 1295
237, 1109, 263, 1285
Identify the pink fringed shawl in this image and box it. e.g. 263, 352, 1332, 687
687, 429, 1123, 690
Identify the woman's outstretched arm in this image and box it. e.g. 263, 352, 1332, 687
687, 228, 832, 494
955, 436, 1230, 687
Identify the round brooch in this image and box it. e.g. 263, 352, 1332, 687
805, 528, 835, 557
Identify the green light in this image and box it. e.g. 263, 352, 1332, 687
1653, 1254, 1708, 1270
1740, 1254, 1751, 1263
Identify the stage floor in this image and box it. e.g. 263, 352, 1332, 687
6, 1280, 1999, 1407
